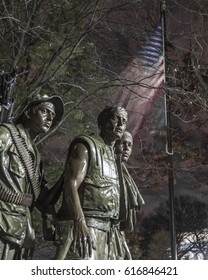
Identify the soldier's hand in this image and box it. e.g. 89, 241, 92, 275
72, 218, 96, 259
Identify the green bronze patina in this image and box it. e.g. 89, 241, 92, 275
55, 106, 129, 260
114, 131, 145, 259
0, 94, 64, 259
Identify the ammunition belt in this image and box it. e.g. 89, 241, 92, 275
2, 123, 41, 204
0, 184, 33, 207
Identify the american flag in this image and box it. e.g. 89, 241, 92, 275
111, 21, 165, 138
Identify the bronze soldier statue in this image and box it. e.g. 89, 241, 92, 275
0, 94, 64, 259
114, 131, 145, 259
55, 106, 128, 260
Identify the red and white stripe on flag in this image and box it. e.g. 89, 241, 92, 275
111, 22, 165, 138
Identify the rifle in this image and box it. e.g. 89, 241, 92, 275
0, 69, 17, 123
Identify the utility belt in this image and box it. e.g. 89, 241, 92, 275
0, 184, 33, 207
57, 216, 120, 232
85, 216, 120, 232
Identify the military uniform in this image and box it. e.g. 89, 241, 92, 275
0, 124, 43, 259
55, 135, 127, 260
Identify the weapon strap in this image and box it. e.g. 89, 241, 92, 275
2, 123, 41, 203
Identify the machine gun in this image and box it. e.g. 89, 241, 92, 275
0, 69, 17, 123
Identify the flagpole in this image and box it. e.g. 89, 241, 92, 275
161, 0, 177, 260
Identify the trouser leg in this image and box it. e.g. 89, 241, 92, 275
15, 247, 34, 260
0, 238, 18, 260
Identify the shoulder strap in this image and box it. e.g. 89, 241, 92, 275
2, 123, 41, 202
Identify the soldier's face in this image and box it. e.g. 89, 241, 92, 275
29, 102, 56, 133
104, 108, 127, 140
115, 132, 133, 162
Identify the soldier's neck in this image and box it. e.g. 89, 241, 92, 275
100, 134, 116, 147
23, 126, 39, 143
